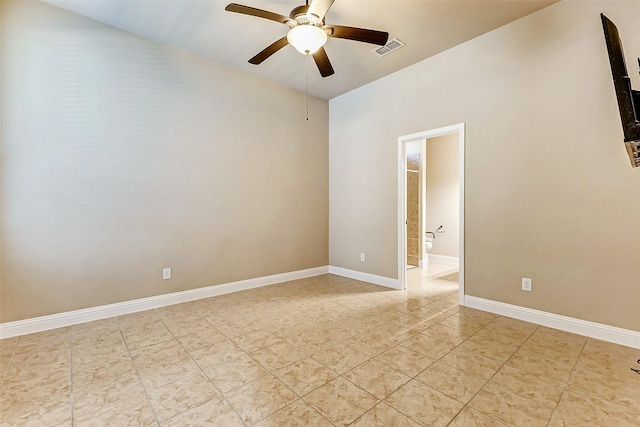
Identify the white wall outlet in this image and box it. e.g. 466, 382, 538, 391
163, 268, 172, 280
360, 253, 365, 262
522, 277, 532, 292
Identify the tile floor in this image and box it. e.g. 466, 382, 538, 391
1, 263, 639, 426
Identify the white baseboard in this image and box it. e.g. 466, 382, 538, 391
0, 266, 329, 339
465, 296, 640, 349
428, 254, 459, 264
328, 266, 399, 290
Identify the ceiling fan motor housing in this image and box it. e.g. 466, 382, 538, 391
290, 5, 323, 26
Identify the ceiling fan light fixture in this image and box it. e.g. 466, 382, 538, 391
287, 25, 327, 55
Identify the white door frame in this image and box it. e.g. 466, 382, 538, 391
397, 123, 466, 305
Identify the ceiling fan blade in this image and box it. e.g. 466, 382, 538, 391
225, 3, 291, 25
325, 25, 389, 46
249, 36, 289, 65
307, 0, 335, 22
312, 47, 335, 77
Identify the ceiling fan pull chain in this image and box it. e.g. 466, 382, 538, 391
306, 53, 310, 121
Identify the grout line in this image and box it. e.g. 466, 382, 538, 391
0, 335, 20, 385
70, 327, 74, 427
545, 336, 589, 426
566, 338, 589, 387
117, 319, 163, 427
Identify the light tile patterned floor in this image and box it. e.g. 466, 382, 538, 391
1, 263, 639, 426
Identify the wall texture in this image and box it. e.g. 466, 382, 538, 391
425, 134, 459, 258
1, 1, 329, 322
329, 1, 640, 331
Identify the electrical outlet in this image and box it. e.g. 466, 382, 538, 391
360, 253, 365, 262
522, 277, 532, 292
163, 268, 172, 280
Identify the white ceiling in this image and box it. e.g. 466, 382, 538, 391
45, 0, 558, 100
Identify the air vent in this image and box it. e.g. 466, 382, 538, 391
372, 38, 405, 57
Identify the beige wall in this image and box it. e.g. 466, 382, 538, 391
425, 134, 459, 258
330, 1, 640, 331
1, 1, 329, 322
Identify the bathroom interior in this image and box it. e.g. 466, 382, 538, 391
406, 134, 460, 287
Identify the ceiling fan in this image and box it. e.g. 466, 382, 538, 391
225, 0, 389, 77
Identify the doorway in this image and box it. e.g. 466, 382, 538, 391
397, 124, 465, 305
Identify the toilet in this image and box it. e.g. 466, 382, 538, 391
424, 234, 434, 264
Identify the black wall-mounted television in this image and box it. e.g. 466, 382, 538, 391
601, 13, 640, 167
